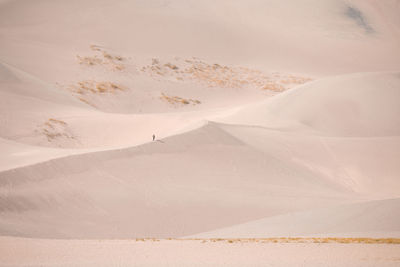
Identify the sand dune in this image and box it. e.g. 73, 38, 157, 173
192, 198, 400, 238
1, 112, 399, 238
0, 0, 399, 265
1, 0, 399, 75
0, 122, 360, 238
219, 72, 400, 137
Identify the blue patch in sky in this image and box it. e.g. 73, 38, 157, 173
346, 6, 374, 33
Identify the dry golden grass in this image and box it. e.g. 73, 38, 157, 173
102, 51, 125, 63
113, 64, 125, 71
90, 44, 102, 51
78, 97, 97, 108
77, 45, 125, 71
181, 237, 400, 244
142, 60, 180, 77
261, 82, 285, 92
124, 237, 400, 244
280, 76, 313, 85
160, 93, 201, 107
69, 81, 125, 95
141, 58, 312, 92
102, 51, 113, 60
164, 63, 179, 70
40, 118, 76, 142
62, 81, 126, 108
76, 55, 102, 66
48, 118, 67, 125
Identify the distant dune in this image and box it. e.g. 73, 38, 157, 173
220, 72, 400, 137
191, 198, 400, 238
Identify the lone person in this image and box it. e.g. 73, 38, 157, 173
152, 134, 155, 141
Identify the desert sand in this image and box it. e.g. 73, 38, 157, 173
0, 0, 399, 266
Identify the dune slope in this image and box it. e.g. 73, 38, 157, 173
219, 72, 400, 137
0, 122, 361, 238
192, 198, 400, 238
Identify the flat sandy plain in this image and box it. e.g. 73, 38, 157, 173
1, 237, 400, 267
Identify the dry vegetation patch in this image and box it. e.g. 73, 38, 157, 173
141, 57, 312, 92
77, 45, 125, 71
62, 80, 126, 107
127, 237, 400, 244
63, 45, 129, 108
114, 237, 400, 244
280, 75, 313, 85
185, 237, 400, 244
160, 93, 201, 107
39, 118, 77, 144
67, 81, 126, 95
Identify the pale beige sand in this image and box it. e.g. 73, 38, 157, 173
191, 198, 400, 238
0, 0, 400, 265
0, 237, 399, 267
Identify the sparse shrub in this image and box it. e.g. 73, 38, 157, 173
77, 45, 125, 71
40, 118, 76, 143
164, 63, 179, 70
160, 93, 201, 107
140, 57, 312, 92
72, 81, 125, 94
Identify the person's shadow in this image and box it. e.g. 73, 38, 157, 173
156, 139, 165, 143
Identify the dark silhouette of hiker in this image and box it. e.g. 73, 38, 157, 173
152, 134, 155, 141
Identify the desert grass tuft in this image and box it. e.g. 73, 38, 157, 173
141, 57, 312, 92
160, 93, 201, 107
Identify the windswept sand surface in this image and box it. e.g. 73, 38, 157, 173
1, 237, 400, 267
1, 0, 400, 265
